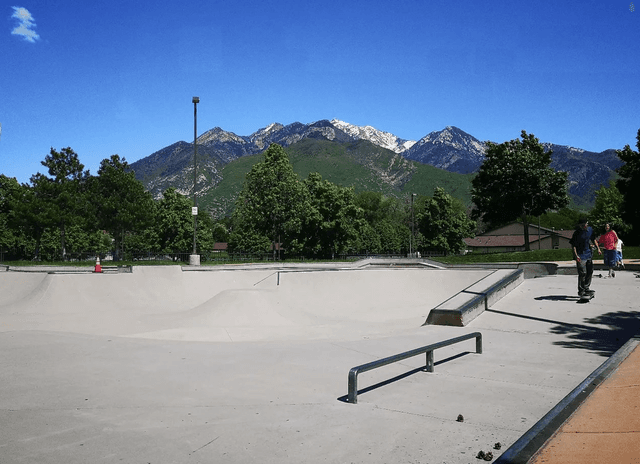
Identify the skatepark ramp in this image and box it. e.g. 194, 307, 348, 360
347, 332, 483, 404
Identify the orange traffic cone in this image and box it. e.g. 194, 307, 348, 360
94, 256, 103, 273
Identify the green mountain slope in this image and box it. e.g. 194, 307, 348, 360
199, 138, 473, 219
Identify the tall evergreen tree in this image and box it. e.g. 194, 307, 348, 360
90, 155, 155, 260
29, 147, 90, 260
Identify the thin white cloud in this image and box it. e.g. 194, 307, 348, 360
11, 6, 40, 43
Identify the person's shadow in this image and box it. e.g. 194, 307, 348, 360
535, 295, 582, 303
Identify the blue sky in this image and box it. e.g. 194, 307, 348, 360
2, 0, 639, 184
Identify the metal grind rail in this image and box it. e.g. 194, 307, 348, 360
347, 332, 482, 404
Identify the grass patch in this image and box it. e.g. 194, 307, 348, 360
433, 247, 640, 265
434, 249, 574, 264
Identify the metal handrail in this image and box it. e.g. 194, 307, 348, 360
347, 332, 482, 404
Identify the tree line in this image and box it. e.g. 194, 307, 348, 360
0, 149, 220, 261
1, 129, 638, 261
0, 145, 474, 261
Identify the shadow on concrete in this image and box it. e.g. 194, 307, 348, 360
336, 352, 472, 403
486, 308, 640, 357
535, 295, 581, 302
536, 294, 601, 304
485, 308, 592, 331
550, 311, 640, 357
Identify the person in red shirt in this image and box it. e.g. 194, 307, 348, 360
597, 223, 619, 277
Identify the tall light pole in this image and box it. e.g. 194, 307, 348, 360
410, 193, 416, 257
190, 96, 200, 266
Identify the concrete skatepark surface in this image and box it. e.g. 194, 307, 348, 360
1, 262, 639, 463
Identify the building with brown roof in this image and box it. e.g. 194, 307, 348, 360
464, 222, 574, 254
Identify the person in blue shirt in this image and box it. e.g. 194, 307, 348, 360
569, 217, 602, 297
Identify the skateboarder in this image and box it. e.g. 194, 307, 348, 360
570, 217, 601, 300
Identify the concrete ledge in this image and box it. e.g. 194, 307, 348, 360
449, 262, 559, 278
517, 262, 559, 278
425, 268, 524, 326
358, 257, 446, 269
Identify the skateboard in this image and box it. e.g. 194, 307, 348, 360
579, 292, 595, 303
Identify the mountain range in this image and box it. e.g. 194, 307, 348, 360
130, 119, 623, 217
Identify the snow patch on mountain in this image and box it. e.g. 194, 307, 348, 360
330, 119, 416, 153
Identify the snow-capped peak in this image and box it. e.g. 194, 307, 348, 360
331, 119, 416, 153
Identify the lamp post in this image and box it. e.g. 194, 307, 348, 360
410, 193, 416, 258
190, 96, 200, 266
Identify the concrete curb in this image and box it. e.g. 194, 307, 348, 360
425, 268, 524, 326
494, 334, 640, 464
180, 257, 447, 272
3, 265, 132, 274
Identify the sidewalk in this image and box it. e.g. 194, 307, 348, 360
529, 340, 640, 463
